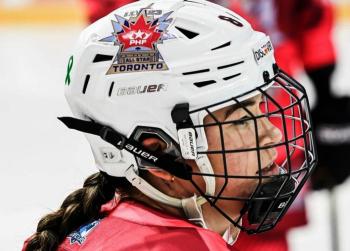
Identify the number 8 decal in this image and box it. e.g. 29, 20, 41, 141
218, 15, 243, 27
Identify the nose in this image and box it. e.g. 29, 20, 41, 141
258, 117, 283, 147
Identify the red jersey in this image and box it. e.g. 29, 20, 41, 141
24, 200, 237, 251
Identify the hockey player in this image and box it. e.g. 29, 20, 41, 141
23, 1, 317, 250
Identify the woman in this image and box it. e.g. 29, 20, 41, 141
23, 0, 317, 250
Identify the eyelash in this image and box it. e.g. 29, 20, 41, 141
232, 116, 250, 126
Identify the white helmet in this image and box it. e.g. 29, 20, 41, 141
60, 0, 317, 236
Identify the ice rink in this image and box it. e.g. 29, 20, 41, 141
1, 5, 350, 251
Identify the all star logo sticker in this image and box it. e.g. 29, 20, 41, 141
117, 15, 161, 50
100, 6, 175, 74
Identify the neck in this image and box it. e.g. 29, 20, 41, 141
131, 190, 187, 218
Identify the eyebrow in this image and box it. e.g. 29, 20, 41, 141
225, 99, 256, 119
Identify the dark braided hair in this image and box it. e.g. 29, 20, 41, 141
24, 172, 132, 251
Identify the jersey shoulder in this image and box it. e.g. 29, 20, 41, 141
59, 214, 230, 251
59, 201, 231, 251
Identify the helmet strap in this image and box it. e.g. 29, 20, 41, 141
222, 221, 242, 245
124, 165, 208, 226
125, 165, 239, 245
58, 116, 192, 180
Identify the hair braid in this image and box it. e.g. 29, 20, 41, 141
25, 172, 130, 251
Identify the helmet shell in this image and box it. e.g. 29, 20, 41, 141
65, 0, 276, 176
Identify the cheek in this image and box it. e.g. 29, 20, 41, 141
215, 129, 260, 197
222, 126, 257, 172
205, 124, 259, 196
225, 153, 249, 175
205, 125, 226, 151
223, 124, 257, 149
224, 151, 258, 178
206, 125, 259, 174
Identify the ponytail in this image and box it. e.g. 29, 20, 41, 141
25, 172, 130, 251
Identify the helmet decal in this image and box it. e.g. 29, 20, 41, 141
100, 5, 175, 75
68, 219, 101, 245
65, 55, 74, 86
252, 39, 274, 65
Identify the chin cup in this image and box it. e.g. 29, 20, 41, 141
247, 174, 297, 230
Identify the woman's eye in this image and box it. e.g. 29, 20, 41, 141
232, 116, 250, 126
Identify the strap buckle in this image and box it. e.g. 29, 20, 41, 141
99, 126, 125, 150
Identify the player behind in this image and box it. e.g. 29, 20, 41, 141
23, 0, 317, 250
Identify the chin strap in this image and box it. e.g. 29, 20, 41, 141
125, 166, 183, 207
181, 194, 208, 228
124, 165, 208, 226
222, 221, 242, 246
125, 165, 238, 245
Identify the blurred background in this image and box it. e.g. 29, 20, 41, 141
0, 0, 349, 250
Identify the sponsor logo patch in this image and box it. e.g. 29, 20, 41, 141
178, 128, 197, 159
253, 39, 273, 64
100, 5, 175, 74
68, 219, 101, 245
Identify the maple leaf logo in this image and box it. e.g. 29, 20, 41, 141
117, 14, 161, 51
99, 9, 175, 74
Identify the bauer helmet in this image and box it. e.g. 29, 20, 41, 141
60, 0, 317, 234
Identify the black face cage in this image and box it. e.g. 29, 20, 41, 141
58, 68, 317, 235
188, 70, 317, 234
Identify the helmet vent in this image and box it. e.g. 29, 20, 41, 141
223, 73, 241, 81
194, 80, 216, 88
218, 60, 244, 70
175, 26, 199, 39
183, 69, 209, 75
82, 75, 90, 94
211, 41, 231, 51
108, 81, 115, 97
93, 54, 114, 63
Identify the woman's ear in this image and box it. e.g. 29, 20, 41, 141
147, 168, 173, 182
141, 137, 167, 151
141, 137, 173, 181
